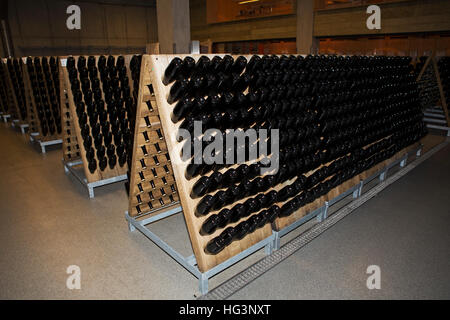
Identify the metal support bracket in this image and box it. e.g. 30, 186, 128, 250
19, 123, 29, 134
63, 159, 127, 198
125, 207, 275, 296
2, 114, 11, 123
30, 134, 62, 153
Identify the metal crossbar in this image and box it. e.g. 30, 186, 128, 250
125, 207, 275, 296
29, 134, 62, 153
63, 159, 127, 198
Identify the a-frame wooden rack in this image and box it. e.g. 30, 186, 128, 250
0, 59, 12, 120
126, 55, 180, 217
125, 54, 424, 297
3, 58, 29, 133
22, 56, 63, 152
0, 58, 18, 123
61, 55, 138, 198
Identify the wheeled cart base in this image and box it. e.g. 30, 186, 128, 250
63, 159, 128, 198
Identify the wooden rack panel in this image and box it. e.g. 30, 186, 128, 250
5, 58, 27, 123
21, 60, 38, 133
0, 60, 10, 114
59, 58, 80, 162
148, 53, 426, 272
1, 58, 19, 119
61, 55, 135, 183
150, 54, 274, 272
128, 55, 179, 217
22, 57, 62, 142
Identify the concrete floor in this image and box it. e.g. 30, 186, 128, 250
0, 123, 449, 299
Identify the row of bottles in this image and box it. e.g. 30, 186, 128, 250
437, 57, 450, 113
26, 57, 62, 136
67, 55, 134, 173
6, 59, 27, 121
0, 62, 9, 114
162, 54, 426, 256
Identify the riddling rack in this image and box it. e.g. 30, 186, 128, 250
0, 60, 11, 120
124, 53, 426, 295
59, 57, 81, 162
127, 55, 179, 217
6, 58, 28, 126
0, 58, 18, 122
61, 55, 137, 198
22, 56, 63, 152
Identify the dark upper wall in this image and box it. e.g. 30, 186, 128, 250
190, 0, 296, 43
7, 0, 158, 57
314, 0, 450, 37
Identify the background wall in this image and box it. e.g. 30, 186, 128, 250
314, 0, 450, 37
6, 0, 158, 57
2, 0, 450, 57
190, 0, 296, 43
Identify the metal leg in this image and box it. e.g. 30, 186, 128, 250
64, 165, 69, 174
128, 221, 136, 232
273, 231, 280, 251
317, 202, 328, 222
379, 170, 386, 182
400, 156, 407, 168
199, 273, 209, 295
352, 188, 359, 198
322, 202, 329, 220
416, 148, 422, 157
20, 126, 25, 134
41, 144, 46, 154
358, 181, 363, 197
88, 185, 95, 198
264, 240, 273, 255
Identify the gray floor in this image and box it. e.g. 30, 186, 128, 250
0, 123, 449, 300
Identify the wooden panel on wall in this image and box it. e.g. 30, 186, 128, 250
213, 39, 296, 54
206, 0, 295, 24
319, 33, 450, 57
191, 0, 296, 43
314, 0, 450, 37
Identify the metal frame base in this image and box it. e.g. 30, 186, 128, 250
19, 123, 29, 134
63, 159, 127, 198
2, 114, 11, 123
124, 144, 422, 297
273, 144, 423, 250
125, 207, 275, 296
10, 120, 29, 134
29, 133, 62, 153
